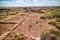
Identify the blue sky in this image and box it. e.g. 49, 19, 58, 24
0, 0, 60, 7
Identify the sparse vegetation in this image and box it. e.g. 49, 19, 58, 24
47, 19, 56, 25
0, 7, 60, 40
40, 9, 60, 30
41, 29, 60, 40
48, 18, 60, 30
40, 9, 60, 40
10, 32, 26, 40
40, 10, 60, 19
0, 8, 23, 20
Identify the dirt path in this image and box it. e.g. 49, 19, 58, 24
0, 11, 31, 40
0, 12, 56, 40
13, 13, 55, 40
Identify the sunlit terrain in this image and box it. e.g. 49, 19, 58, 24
0, 7, 60, 40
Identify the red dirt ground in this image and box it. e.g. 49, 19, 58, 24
13, 13, 55, 40
0, 12, 28, 35
0, 12, 56, 40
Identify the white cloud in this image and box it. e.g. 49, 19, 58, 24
33, 0, 38, 2
16, 0, 24, 3
0, 0, 60, 7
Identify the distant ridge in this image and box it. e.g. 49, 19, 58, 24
0, 6, 60, 9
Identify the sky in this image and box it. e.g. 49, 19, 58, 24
0, 0, 60, 7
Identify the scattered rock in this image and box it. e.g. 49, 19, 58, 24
36, 37, 41, 40
30, 36, 35, 40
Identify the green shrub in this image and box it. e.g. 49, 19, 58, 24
41, 29, 57, 40
55, 22, 60, 30
0, 9, 19, 20
40, 12, 53, 19
52, 11, 60, 18
40, 10, 60, 19
40, 15, 47, 19
47, 10, 60, 19
48, 19, 60, 30
47, 19, 56, 25
11, 32, 25, 40
40, 14, 47, 19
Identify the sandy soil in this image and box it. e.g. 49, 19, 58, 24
0, 12, 56, 40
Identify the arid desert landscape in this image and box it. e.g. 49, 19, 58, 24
0, 7, 60, 40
